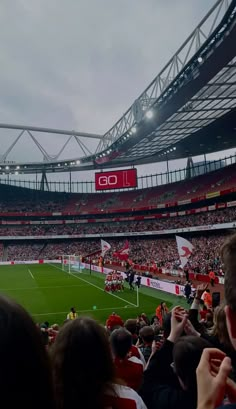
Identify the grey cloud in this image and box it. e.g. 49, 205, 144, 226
0, 0, 217, 174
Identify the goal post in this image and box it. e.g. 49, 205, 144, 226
62, 255, 83, 274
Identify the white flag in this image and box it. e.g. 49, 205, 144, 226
101, 239, 111, 257
176, 236, 194, 268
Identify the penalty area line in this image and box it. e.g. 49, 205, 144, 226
48, 263, 138, 308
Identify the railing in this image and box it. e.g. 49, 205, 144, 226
0, 154, 235, 194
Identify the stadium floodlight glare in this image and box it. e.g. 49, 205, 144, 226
16, 165, 20, 170
76, 160, 80, 165
5, 166, 9, 170
173, 147, 176, 150
198, 57, 203, 63
57, 163, 61, 167
146, 110, 153, 119
15, 171, 19, 175
131, 126, 137, 134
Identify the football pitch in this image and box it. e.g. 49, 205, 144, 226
0, 263, 183, 324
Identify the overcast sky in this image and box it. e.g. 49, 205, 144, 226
0, 0, 230, 182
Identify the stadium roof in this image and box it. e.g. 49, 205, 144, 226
0, 0, 235, 174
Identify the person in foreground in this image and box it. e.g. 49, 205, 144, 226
197, 233, 236, 409
51, 316, 147, 409
0, 295, 54, 408
141, 305, 210, 409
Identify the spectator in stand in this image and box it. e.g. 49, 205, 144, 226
1, 206, 236, 238
110, 328, 144, 391
51, 317, 147, 409
124, 319, 138, 344
156, 302, 169, 327
203, 312, 214, 330
197, 233, 236, 409
141, 306, 211, 409
0, 295, 54, 409
138, 326, 155, 363
209, 270, 216, 287
140, 313, 150, 326
184, 281, 192, 304
203, 289, 212, 309
199, 305, 236, 378
106, 312, 124, 332
199, 305, 209, 321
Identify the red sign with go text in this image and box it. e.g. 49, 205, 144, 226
95, 169, 137, 191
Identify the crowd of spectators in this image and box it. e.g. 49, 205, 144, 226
0, 235, 225, 275
3, 233, 236, 408
0, 206, 236, 238
0, 160, 236, 216
0, 199, 65, 213
6, 244, 44, 261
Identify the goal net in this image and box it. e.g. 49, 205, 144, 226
62, 255, 83, 274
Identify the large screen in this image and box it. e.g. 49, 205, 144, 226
95, 168, 137, 191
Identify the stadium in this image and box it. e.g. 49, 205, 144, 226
0, 1, 236, 408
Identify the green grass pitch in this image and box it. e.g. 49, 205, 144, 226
0, 263, 184, 324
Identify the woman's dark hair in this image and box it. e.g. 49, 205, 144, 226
124, 318, 138, 335
51, 316, 115, 409
212, 305, 233, 349
173, 336, 211, 392
0, 295, 54, 408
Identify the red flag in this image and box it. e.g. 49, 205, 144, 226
113, 240, 130, 261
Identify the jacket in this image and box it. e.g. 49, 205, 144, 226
141, 340, 196, 409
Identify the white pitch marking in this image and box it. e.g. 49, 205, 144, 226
28, 269, 35, 280
32, 305, 134, 317
49, 263, 137, 308
0, 284, 90, 291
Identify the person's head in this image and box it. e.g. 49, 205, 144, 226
141, 313, 148, 321
173, 336, 211, 394
51, 317, 114, 409
221, 234, 236, 349
124, 319, 137, 335
152, 316, 159, 326
110, 328, 132, 359
206, 312, 213, 323
139, 326, 154, 344
212, 305, 232, 349
161, 302, 166, 309
71, 307, 76, 313
0, 295, 54, 408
